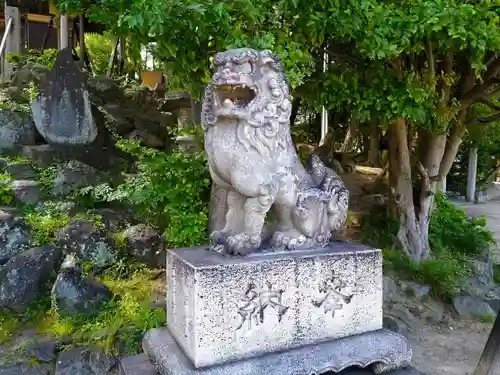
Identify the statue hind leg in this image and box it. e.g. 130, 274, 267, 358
270, 204, 308, 250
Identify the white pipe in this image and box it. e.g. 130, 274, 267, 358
319, 51, 329, 146
0, 17, 13, 57
60, 14, 69, 50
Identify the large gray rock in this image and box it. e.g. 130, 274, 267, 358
453, 294, 497, 319
10, 180, 42, 205
31, 48, 97, 146
123, 224, 165, 268
87, 208, 134, 232
0, 209, 32, 264
54, 348, 116, 375
5, 162, 38, 180
21, 145, 61, 167
0, 110, 37, 151
55, 220, 116, 268
51, 255, 113, 317
11, 63, 50, 88
0, 245, 61, 313
52, 160, 100, 197
0, 363, 48, 375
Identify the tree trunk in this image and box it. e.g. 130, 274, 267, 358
290, 97, 301, 127
368, 117, 380, 166
388, 119, 432, 262
340, 117, 360, 152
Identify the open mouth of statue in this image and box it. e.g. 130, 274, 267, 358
215, 84, 256, 110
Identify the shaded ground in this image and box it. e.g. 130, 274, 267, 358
341, 173, 496, 375
407, 200, 500, 375
409, 321, 490, 375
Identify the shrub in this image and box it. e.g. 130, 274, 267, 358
79, 139, 211, 248
383, 249, 470, 301
429, 193, 494, 256
359, 193, 495, 300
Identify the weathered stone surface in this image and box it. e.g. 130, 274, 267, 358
52, 160, 100, 197
122, 354, 424, 375
166, 243, 383, 368
119, 355, 157, 375
123, 224, 165, 268
5, 162, 38, 180
383, 276, 405, 304
143, 327, 412, 375
55, 348, 116, 375
0, 209, 32, 264
399, 281, 431, 299
31, 48, 97, 146
202, 48, 349, 255
27, 338, 58, 362
51, 255, 113, 317
56, 219, 116, 267
383, 304, 417, 335
0, 110, 37, 151
128, 129, 164, 148
21, 144, 61, 167
453, 295, 496, 319
0, 363, 49, 375
10, 180, 42, 204
87, 208, 134, 232
11, 63, 50, 88
0, 245, 61, 313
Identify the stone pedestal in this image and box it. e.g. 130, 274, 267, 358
143, 242, 412, 374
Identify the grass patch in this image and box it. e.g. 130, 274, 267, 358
37, 265, 165, 354
359, 193, 493, 301
383, 248, 470, 301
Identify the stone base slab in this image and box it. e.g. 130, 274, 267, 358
167, 242, 383, 368
143, 327, 412, 375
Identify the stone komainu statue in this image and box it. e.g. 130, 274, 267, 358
202, 48, 349, 256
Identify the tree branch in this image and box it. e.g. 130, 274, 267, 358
464, 57, 500, 100
416, 161, 431, 192
478, 98, 500, 111
320, 48, 363, 66
468, 112, 500, 125
424, 39, 435, 85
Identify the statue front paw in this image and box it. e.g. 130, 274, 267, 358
226, 233, 261, 256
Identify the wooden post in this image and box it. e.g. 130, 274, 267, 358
3, 4, 21, 80
466, 147, 478, 202
474, 313, 500, 375
59, 13, 69, 50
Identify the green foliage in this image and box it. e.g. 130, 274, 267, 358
429, 193, 495, 256
448, 120, 500, 194
39, 267, 165, 354
6, 49, 58, 70
37, 165, 59, 193
79, 140, 211, 247
82, 33, 115, 75
360, 193, 494, 300
23, 203, 104, 246
23, 205, 71, 246
383, 249, 470, 301
0, 173, 14, 206
0, 296, 50, 344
